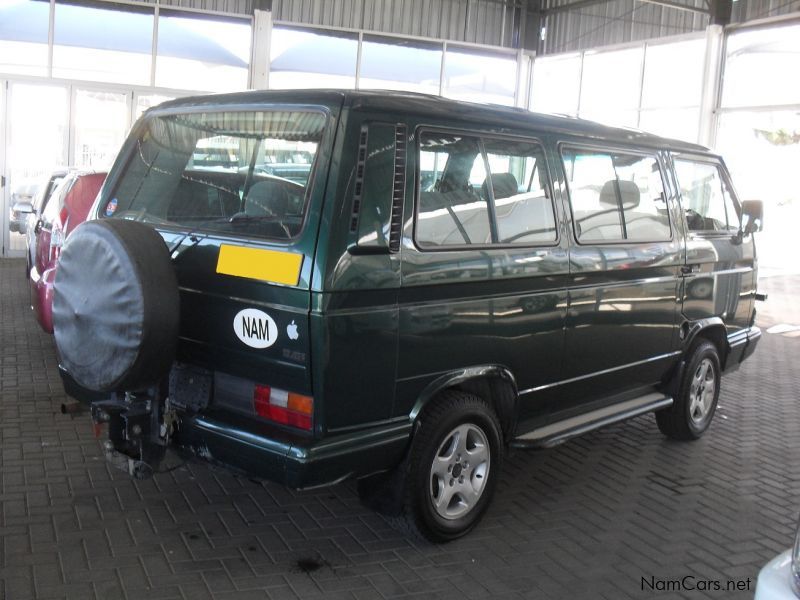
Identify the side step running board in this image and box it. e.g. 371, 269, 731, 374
513, 392, 673, 449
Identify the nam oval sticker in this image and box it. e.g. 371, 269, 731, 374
233, 308, 278, 349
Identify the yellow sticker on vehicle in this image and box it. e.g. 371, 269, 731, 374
216, 245, 303, 286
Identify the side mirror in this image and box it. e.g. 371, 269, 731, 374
12, 200, 34, 215
741, 200, 763, 234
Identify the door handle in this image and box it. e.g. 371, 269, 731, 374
680, 264, 701, 275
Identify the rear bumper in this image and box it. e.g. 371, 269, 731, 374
725, 325, 762, 372
176, 410, 412, 489
30, 265, 56, 333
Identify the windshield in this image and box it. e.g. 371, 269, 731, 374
103, 109, 327, 240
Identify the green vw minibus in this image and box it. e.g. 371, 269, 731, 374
52, 90, 763, 542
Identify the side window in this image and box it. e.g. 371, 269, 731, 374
562, 151, 622, 241
673, 159, 739, 233
721, 179, 741, 230
351, 123, 396, 249
42, 178, 71, 224
484, 139, 557, 244
562, 148, 670, 242
614, 154, 671, 241
416, 132, 556, 247
417, 133, 491, 246
36, 176, 64, 213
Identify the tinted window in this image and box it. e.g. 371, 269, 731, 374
417, 133, 492, 246
484, 139, 556, 244
37, 174, 66, 213
674, 160, 740, 232
104, 110, 326, 240
614, 154, 670, 241
562, 148, 670, 242
353, 123, 396, 249
416, 133, 556, 247
42, 176, 72, 224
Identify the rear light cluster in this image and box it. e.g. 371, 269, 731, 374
49, 226, 65, 263
254, 385, 313, 431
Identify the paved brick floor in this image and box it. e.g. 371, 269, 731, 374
1, 258, 798, 600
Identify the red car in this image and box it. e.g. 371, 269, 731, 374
30, 171, 107, 333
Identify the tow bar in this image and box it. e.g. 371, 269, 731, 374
91, 386, 177, 479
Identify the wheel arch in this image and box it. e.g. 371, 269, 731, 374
684, 317, 729, 368
409, 365, 519, 443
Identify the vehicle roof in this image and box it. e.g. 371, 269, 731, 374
152, 89, 710, 155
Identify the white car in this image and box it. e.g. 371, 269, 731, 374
23, 170, 70, 278
755, 520, 800, 599
8, 179, 39, 233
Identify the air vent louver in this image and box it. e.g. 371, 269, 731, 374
389, 124, 407, 252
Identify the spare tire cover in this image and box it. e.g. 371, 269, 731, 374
53, 219, 180, 392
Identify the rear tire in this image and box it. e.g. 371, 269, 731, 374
391, 390, 502, 543
656, 339, 721, 440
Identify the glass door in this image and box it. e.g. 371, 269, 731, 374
0, 80, 6, 256
133, 92, 175, 121
5, 82, 69, 256
72, 88, 130, 170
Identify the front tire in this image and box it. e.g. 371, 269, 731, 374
656, 339, 721, 440
394, 390, 502, 542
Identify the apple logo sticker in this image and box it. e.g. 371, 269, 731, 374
287, 320, 299, 341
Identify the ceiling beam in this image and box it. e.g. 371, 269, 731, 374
636, 0, 710, 14
542, 0, 711, 14
542, 0, 613, 15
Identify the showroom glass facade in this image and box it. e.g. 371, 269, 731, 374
268, 24, 519, 106
0, 0, 251, 255
530, 35, 706, 142
715, 22, 800, 274
0, 0, 798, 258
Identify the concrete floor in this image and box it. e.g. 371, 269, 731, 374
1, 258, 798, 600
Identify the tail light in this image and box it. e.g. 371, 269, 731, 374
49, 226, 65, 263
254, 385, 313, 431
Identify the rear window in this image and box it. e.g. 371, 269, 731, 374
103, 110, 327, 240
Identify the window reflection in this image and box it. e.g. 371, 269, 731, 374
483, 139, 556, 244
359, 36, 442, 95
673, 160, 737, 232
156, 12, 250, 92
417, 134, 492, 246
0, 0, 49, 76
562, 148, 670, 242
270, 27, 358, 89
53, 1, 153, 85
